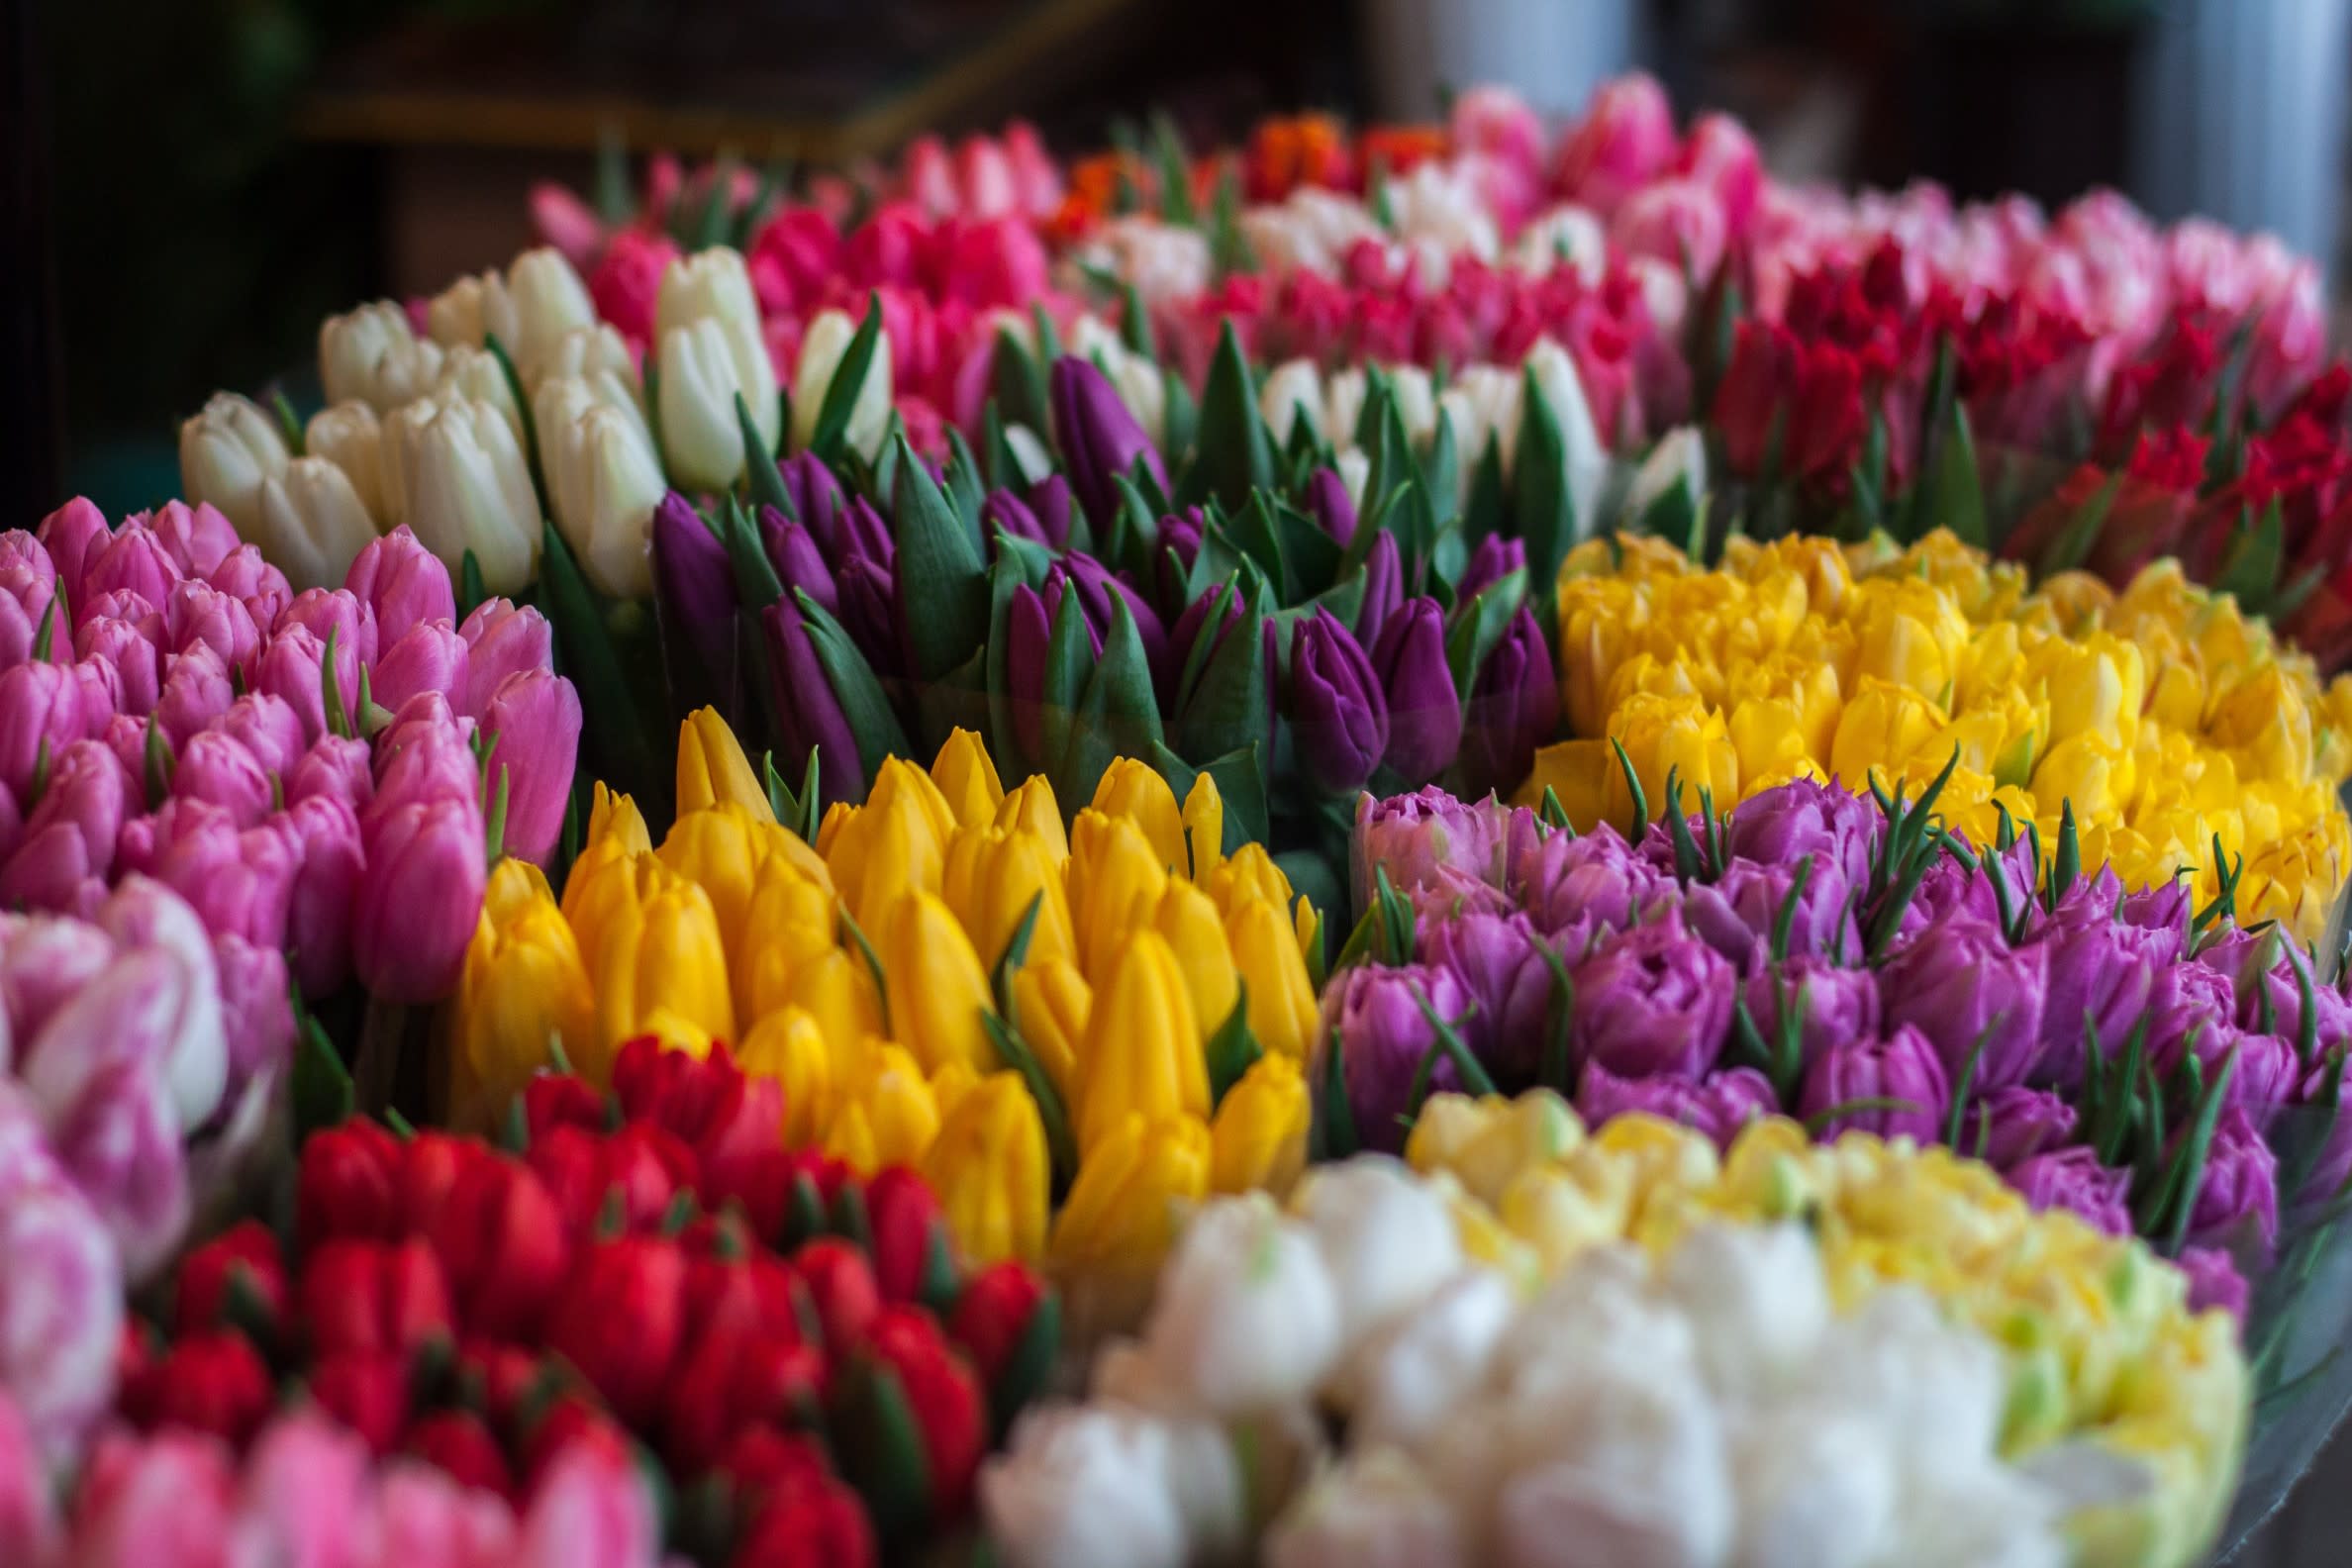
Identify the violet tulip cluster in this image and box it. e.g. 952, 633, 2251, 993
2, 501, 580, 1009
1343, 779, 2352, 1322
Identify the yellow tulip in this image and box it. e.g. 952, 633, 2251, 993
2207, 663, 2312, 785
734, 853, 841, 1024
657, 804, 831, 994
570, 857, 735, 1073
560, 784, 650, 931
1090, 758, 1188, 873
940, 824, 1077, 969
1404, 1089, 1583, 1208
930, 728, 1006, 828
1516, 737, 1613, 831
930, 1058, 983, 1124
1293, 895, 1323, 978
1208, 1052, 1310, 1198
1828, 677, 1947, 791
2030, 733, 2138, 827
635, 1005, 720, 1057
2029, 633, 2147, 752
879, 890, 999, 1077
994, 775, 1070, 862
1224, 894, 1318, 1059
1049, 1111, 1211, 1274
737, 1005, 832, 1146
821, 1040, 941, 1175
783, 948, 885, 1078
1851, 575, 1980, 697
1151, 880, 1240, 1035
825, 784, 946, 935
1606, 692, 1738, 829
1008, 956, 1090, 1102
1199, 841, 1296, 923
923, 1071, 1049, 1264
1077, 930, 1207, 1155
1066, 810, 1169, 981
676, 707, 775, 822
1181, 772, 1225, 881
450, 859, 594, 1126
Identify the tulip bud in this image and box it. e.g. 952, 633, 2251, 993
80, 524, 176, 617
480, 668, 583, 866
790, 306, 895, 461
178, 392, 290, 539
1368, 598, 1461, 785
1620, 425, 1708, 524
37, 497, 108, 610
1050, 1111, 1211, 1278
881, 890, 999, 1078
383, 394, 541, 595
457, 596, 554, 722
655, 248, 782, 491
1288, 610, 1389, 795
569, 855, 735, 1069
677, 706, 773, 823
252, 457, 380, 593
352, 798, 487, 1004
1050, 357, 1168, 527
1078, 931, 1208, 1156
165, 580, 263, 684
822, 1042, 942, 1175
539, 376, 665, 598
320, 300, 446, 412
1210, 1052, 1311, 1197
430, 246, 597, 380
305, 401, 389, 524
923, 1071, 1050, 1265
0, 660, 99, 800
1259, 358, 1328, 447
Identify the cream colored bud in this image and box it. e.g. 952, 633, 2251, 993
177, 392, 289, 538
320, 301, 445, 412
385, 394, 540, 593
305, 402, 388, 524
788, 307, 893, 462
254, 456, 381, 592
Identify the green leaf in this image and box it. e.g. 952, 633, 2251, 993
1514, 361, 1576, 601
1118, 277, 1155, 359
1161, 367, 1199, 463
272, 389, 306, 456
992, 327, 1049, 436
1203, 987, 1262, 1106
1061, 596, 1166, 810
980, 1009, 1080, 1195
539, 521, 658, 811
458, 550, 488, 621
483, 334, 551, 522
28, 593, 54, 663
892, 437, 992, 681
739, 393, 790, 514
321, 624, 352, 739
808, 293, 886, 464
721, 493, 786, 612
1442, 568, 1526, 695
2215, 498, 2287, 611
943, 428, 989, 540
2034, 470, 2124, 579
1313, 1026, 1357, 1161
1196, 321, 1276, 510
1175, 574, 1271, 762
1274, 498, 1344, 599
1034, 585, 1094, 785
1463, 433, 1507, 545
1227, 491, 1290, 593
1920, 398, 1988, 548
839, 1358, 933, 1544
793, 590, 915, 782
292, 1016, 354, 1139
984, 1289, 1060, 1441
1149, 111, 1195, 226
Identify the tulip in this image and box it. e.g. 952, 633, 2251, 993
1723, 776, 1881, 893
1078, 931, 1208, 1156
1417, 909, 1555, 1074
1457, 536, 1527, 604
36, 497, 106, 609
1288, 610, 1388, 796
1366, 599, 1460, 786
1008, 957, 1089, 1104
1352, 787, 1514, 906
164, 580, 263, 685
567, 854, 734, 1069
655, 249, 781, 491
320, 299, 446, 412
169, 731, 274, 828
1460, 607, 1558, 800
1050, 357, 1168, 527
352, 798, 488, 1004
823, 1042, 944, 1175
790, 306, 895, 461
2184, 1108, 2281, 1262
0, 1095, 125, 1464
2007, 1147, 2133, 1236
249, 457, 379, 594
1303, 466, 1357, 546
942, 825, 1076, 973
0, 739, 130, 909
923, 1070, 1050, 1264
1570, 913, 1735, 1081
1319, 962, 1472, 1154
206, 544, 293, 629
1209, 1052, 1311, 1197
365, 619, 466, 716
75, 616, 160, 717
981, 1403, 1237, 1568
0, 660, 97, 798
651, 492, 739, 702
1576, 1060, 1777, 1149
1797, 1024, 1951, 1144
384, 394, 540, 594
304, 401, 389, 524
1050, 1110, 1213, 1276
429, 245, 597, 376
763, 599, 868, 808
339, 528, 449, 650
882, 890, 1001, 1078
178, 392, 290, 539
546, 1235, 688, 1427
458, 596, 555, 723
1737, 957, 1881, 1077
299, 1235, 453, 1359
676, 706, 773, 823
735, 1005, 832, 1146
481, 668, 583, 865
539, 379, 665, 599
453, 860, 596, 1122
368, 707, 480, 817
2021, 904, 2172, 1084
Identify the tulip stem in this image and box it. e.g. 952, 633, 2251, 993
1609, 737, 1647, 838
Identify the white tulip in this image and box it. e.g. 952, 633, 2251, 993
1522, 339, 1611, 539
385, 394, 540, 593
1495, 1445, 1735, 1568
788, 307, 894, 463
1104, 347, 1168, 452
1336, 447, 1371, 510
254, 457, 382, 592
177, 391, 289, 538
1621, 426, 1709, 525
305, 402, 389, 524
1801, 1287, 2006, 1489
1138, 1193, 1340, 1417
1075, 217, 1212, 306
428, 269, 513, 352
429, 247, 597, 384
1513, 204, 1610, 282
539, 377, 664, 599
320, 301, 445, 412
1265, 1450, 1466, 1568
1004, 424, 1054, 485
1726, 1410, 1899, 1568
1629, 256, 1691, 342
435, 343, 524, 441
1325, 368, 1368, 449
982, 1404, 1241, 1568
1657, 1224, 1826, 1404
1892, 1463, 2069, 1568
1260, 359, 1328, 448
1390, 163, 1500, 269
91, 878, 227, 1138
1388, 366, 1439, 451
1289, 1157, 1461, 1351
1442, 365, 1522, 475
1346, 1269, 1516, 1450
655, 247, 783, 489
539, 323, 641, 392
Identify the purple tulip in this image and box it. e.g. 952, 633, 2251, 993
285, 735, 373, 814
1876, 911, 2049, 1092
1684, 857, 1857, 972
1578, 1059, 1778, 1148
2144, 957, 2296, 1121
2193, 925, 2268, 989
283, 794, 363, 998
1356, 531, 1403, 649
352, 798, 485, 1005
2183, 1107, 2280, 1264
1061, 555, 1168, 677
1004, 577, 1097, 768
1028, 476, 1077, 555
1910, 836, 2037, 936
1317, 962, 1472, 1154
212, 932, 294, 1105
456, 599, 555, 725
152, 647, 234, 748
1157, 507, 1204, 608
36, 497, 109, 609
1571, 912, 1735, 1080
0, 661, 100, 800
761, 600, 866, 806
253, 625, 360, 746
1741, 956, 1882, 1071
776, 451, 855, 555
273, 587, 378, 670
1304, 467, 1356, 545
0, 742, 131, 913
1958, 1087, 2079, 1168
835, 554, 902, 679
1049, 357, 1167, 526
760, 507, 839, 613
1288, 610, 1389, 795
206, 543, 292, 629
147, 501, 239, 582
981, 488, 1051, 550
367, 621, 468, 717
169, 732, 274, 830
481, 669, 583, 866
78, 527, 177, 624
2025, 904, 2176, 1083
1510, 822, 1672, 940
344, 526, 456, 648
1721, 777, 1879, 893
1418, 910, 1554, 1077
75, 617, 160, 717
1353, 787, 1525, 906
2177, 1245, 2250, 1322
1168, 579, 1244, 684
652, 491, 738, 705
2237, 943, 2352, 1053
2007, 1147, 2132, 1236
1405, 867, 1518, 927
1457, 607, 1557, 801
1797, 1024, 1950, 1143
2119, 878, 2193, 944
1458, 535, 1526, 601
1368, 599, 1461, 785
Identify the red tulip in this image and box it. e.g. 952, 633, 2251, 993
298, 1236, 453, 1359
430, 1152, 570, 1340
173, 1220, 286, 1339
309, 1350, 409, 1453
130, 1329, 273, 1446
406, 1409, 515, 1501
861, 1306, 985, 1514
296, 1118, 403, 1247
664, 1327, 829, 1476
862, 1168, 950, 1307
545, 1236, 687, 1425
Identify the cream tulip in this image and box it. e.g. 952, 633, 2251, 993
254, 456, 381, 592
1523, 337, 1610, 538
539, 377, 664, 598
177, 392, 289, 538
320, 301, 445, 412
788, 306, 894, 462
1259, 359, 1328, 448
436, 344, 524, 441
305, 402, 389, 524
428, 246, 596, 384
385, 394, 540, 593
653, 248, 780, 490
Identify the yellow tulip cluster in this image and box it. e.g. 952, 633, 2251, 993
1526, 530, 2352, 937
1408, 1094, 2248, 1567
451, 710, 1324, 1284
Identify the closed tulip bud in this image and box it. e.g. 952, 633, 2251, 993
1210, 1052, 1311, 1197
434, 343, 526, 440
1368, 598, 1461, 785
352, 798, 487, 1004
305, 401, 389, 523
0, 659, 100, 799
882, 890, 1000, 1077
924, 1071, 1049, 1264
823, 1041, 942, 1175
453, 859, 593, 1122
75, 617, 159, 717
790, 307, 895, 461
80, 524, 176, 618
656, 249, 781, 490
826, 760, 954, 931
1152, 880, 1239, 1037
170, 731, 272, 828
481, 668, 584, 865
1797, 1024, 1951, 1145
995, 775, 1069, 861
1078, 931, 1207, 1155
931, 728, 1006, 829
1606, 691, 1740, 833
1008, 956, 1089, 1104
457, 596, 554, 722
677, 706, 774, 823
762, 599, 868, 810
942, 825, 1075, 973
778, 946, 885, 1075
320, 300, 446, 412
539, 377, 664, 598
572, 857, 735, 1072
245, 457, 378, 594
1288, 610, 1389, 796
1260, 358, 1328, 447
178, 392, 289, 539
163, 580, 262, 685
429, 246, 596, 377
1050, 357, 1168, 527
737, 1005, 833, 1146
1089, 758, 1188, 875
539, 322, 641, 397
1522, 338, 1610, 530
1225, 894, 1319, 1061
1067, 811, 1170, 982
1050, 1111, 1211, 1275
37, 496, 106, 607
732, 849, 838, 1022
384, 394, 540, 595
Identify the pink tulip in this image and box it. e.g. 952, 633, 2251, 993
0, 659, 99, 799
283, 794, 364, 998
78, 614, 163, 716
79, 588, 164, 649
171, 732, 275, 829
513, 1433, 664, 1568
216, 693, 309, 779
147, 500, 240, 582
531, 178, 608, 268
372, 714, 481, 819
353, 798, 484, 1004
1676, 112, 1763, 241
370, 1461, 520, 1563
0, 536, 56, 674
903, 137, 956, 216
0, 1087, 125, 1463
275, 587, 379, 670
0, 740, 132, 912
36, 497, 109, 611
79, 526, 180, 626
255, 625, 361, 746
480, 670, 581, 866
1551, 72, 1679, 216
66, 1422, 236, 1566
344, 526, 456, 648
100, 715, 152, 797
154, 646, 236, 749
93, 876, 230, 1125
118, 798, 298, 954
285, 735, 374, 814
212, 934, 294, 1101
0, 915, 115, 1066
457, 599, 553, 722
370, 620, 469, 715
586, 229, 677, 349
209, 542, 293, 629
1612, 177, 1728, 284
42, 1051, 190, 1281
165, 579, 264, 684
232, 1413, 374, 1565
0, 1387, 60, 1566
1451, 84, 1547, 181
